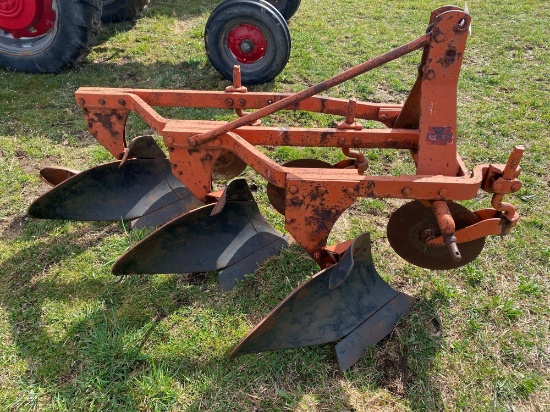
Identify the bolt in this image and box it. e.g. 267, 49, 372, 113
285, 218, 293, 225
188, 137, 198, 147
165, 136, 174, 144
98, 98, 106, 105
511, 182, 522, 192
313, 252, 321, 260
118, 99, 126, 106
240, 39, 253, 54
425, 69, 436, 80
330, 208, 337, 215
402, 187, 412, 196
225, 98, 234, 106
239, 99, 246, 107
434, 33, 445, 43
379, 114, 388, 122
353, 137, 361, 146
338, 137, 346, 146
205, 154, 213, 161
346, 187, 355, 196
289, 185, 298, 194
77, 98, 85, 105
439, 188, 448, 197
317, 186, 327, 195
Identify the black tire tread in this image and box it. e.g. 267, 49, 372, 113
0, 0, 102, 73
267, 0, 301, 20
101, 0, 150, 23
205, 0, 291, 85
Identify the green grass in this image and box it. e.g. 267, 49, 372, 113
1, 0, 549, 410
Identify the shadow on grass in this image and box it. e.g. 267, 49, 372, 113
1, 221, 446, 410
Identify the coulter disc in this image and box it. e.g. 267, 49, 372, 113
387, 201, 485, 270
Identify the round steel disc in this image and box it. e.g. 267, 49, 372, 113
212, 151, 247, 181
266, 159, 334, 215
387, 201, 485, 270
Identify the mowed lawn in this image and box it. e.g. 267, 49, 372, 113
0, 0, 548, 410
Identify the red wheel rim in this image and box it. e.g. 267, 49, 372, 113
0, 0, 56, 38
227, 24, 267, 64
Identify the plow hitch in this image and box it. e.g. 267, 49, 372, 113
28, 6, 524, 370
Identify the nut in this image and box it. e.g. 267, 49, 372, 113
289, 185, 298, 194
317, 186, 327, 195
401, 187, 412, 196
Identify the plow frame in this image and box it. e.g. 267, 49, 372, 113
73, 6, 523, 266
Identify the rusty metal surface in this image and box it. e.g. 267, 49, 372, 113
387, 201, 485, 269
39, 166, 79, 187
266, 159, 334, 215
230, 233, 413, 371
66, 8, 522, 272
112, 179, 288, 292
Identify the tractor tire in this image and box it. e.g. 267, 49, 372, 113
267, 0, 301, 20
205, 0, 291, 85
101, 0, 150, 23
0, 0, 102, 74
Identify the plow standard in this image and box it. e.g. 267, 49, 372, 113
29, 6, 524, 371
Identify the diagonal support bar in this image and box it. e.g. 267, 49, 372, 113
187, 33, 431, 147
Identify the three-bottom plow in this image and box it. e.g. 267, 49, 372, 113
28, 6, 524, 371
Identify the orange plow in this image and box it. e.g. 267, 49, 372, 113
28, 6, 523, 370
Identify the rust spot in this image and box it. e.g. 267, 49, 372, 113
320, 131, 333, 145
289, 196, 304, 208
437, 46, 458, 68
92, 111, 122, 138
319, 97, 327, 113
281, 129, 290, 145
363, 180, 376, 197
